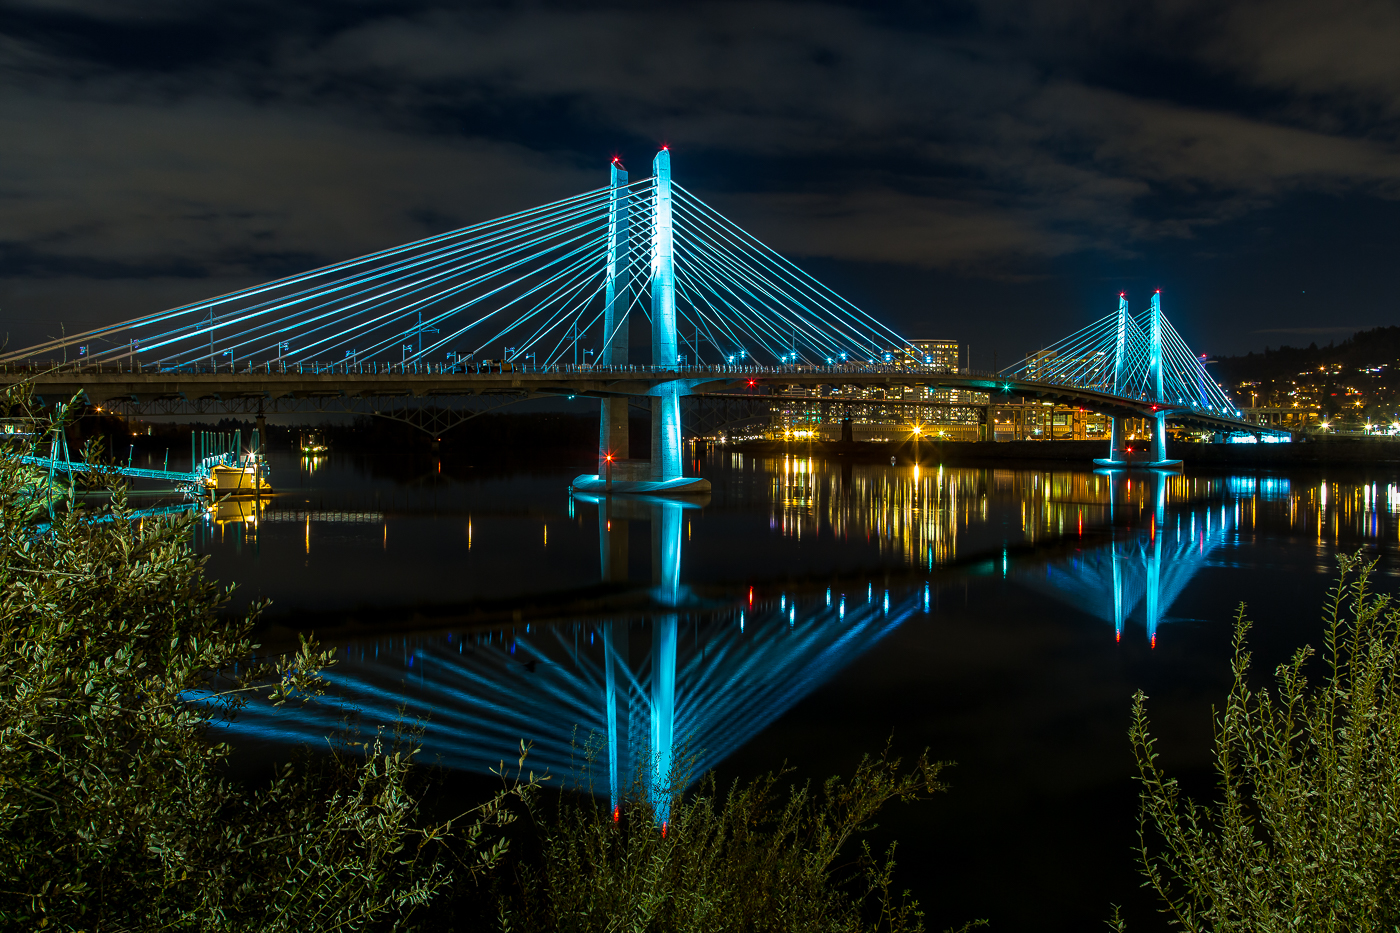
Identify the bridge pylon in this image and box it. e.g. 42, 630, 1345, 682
1094, 291, 1182, 470
574, 148, 710, 496
598, 159, 632, 475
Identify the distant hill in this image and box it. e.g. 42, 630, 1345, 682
1213, 326, 1400, 383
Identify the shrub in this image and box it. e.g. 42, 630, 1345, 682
495, 743, 973, 933
1129, 553, 1400, 932
0, 389, 520, 931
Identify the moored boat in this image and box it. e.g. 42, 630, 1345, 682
203, 460, 272, 495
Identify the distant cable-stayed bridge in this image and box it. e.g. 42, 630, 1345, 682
4, 148, 1281, 483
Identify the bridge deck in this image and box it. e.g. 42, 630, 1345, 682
10, 363, 1278, 436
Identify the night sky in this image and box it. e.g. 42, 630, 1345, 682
3, 0, 1398, 365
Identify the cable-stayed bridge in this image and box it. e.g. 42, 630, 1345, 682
5, 148, 1279, 485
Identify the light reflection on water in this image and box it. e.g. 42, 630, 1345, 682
187, 453, 1400, 608
219, 488, 923, 820
198, 449, 1400, 817
184, 447, 1400, 930
744, 453, 1400, 558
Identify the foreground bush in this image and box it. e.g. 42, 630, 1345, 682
0, 392, 519, 931
1129, 553, 1400, 931
0, 390, 964, 931
495, 746, 964, 933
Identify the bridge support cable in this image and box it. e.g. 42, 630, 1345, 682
1000, 291, 1261, 463
291, 216, 612, 364
9, 149, 911, 381
212, 201, 616, 363
671, 238, 858, 365
0, 186, 632, 365
1003, 293, 1239, 420
671, 229, 875, 361
288, 209, 619, 365
6, 182, 672, 374
668, 188, 907, 365
671, 186, 908, 361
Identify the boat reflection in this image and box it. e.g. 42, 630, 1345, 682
208, 496, 274, 527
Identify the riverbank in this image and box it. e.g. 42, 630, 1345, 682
728, 435, 1400, 465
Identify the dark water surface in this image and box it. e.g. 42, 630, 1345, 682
196, 444, 1400, 931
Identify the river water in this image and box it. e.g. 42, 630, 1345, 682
191, 443, 1400, 931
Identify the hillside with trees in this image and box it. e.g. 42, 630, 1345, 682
1213, 327, 1400, 424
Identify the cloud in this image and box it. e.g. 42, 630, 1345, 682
0, 92, 597, 276
269, 2, 1400, 259
2, 0, 1400, 307
1207, 0, 1400, 127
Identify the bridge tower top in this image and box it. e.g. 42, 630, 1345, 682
651, 147, 677, 372
1151, 291, 1163, 404
1113, 293, 1127, 396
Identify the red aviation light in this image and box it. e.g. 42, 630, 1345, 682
747, 379, 756, 386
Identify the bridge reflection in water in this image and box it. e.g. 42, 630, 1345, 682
218, 490, 922, 819
1015, 470, 1241, 647
206, 458, 1396, 812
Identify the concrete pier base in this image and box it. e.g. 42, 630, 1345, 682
1093, 457, 1183, 471
570, 474, 712, 496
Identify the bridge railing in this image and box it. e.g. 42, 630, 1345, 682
5, 359, 1017, 379
6, 359, 1277, 431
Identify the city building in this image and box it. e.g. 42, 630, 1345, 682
990, 399, 1110, 441
905, 339, 959, 372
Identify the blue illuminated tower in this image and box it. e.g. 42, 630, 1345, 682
1108, 294, 1129, 462
1150, 291, 1168, 463
1095, 290, 1181, 470
649, 148, 684, 484
573, 149, 710, 495
599, 160, 632, 473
